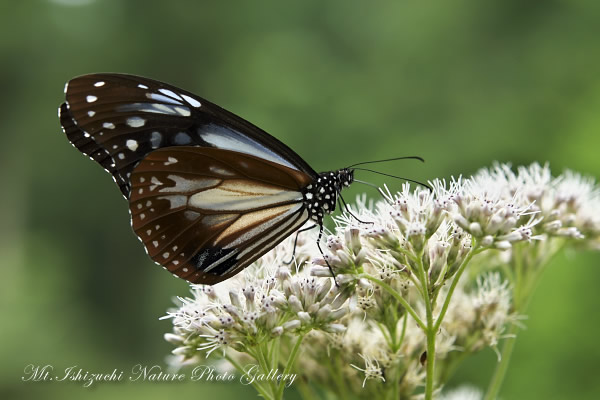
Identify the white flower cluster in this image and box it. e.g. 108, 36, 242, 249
164, 245, 350, 361
164, 163, 599, 399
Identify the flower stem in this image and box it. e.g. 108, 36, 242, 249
226, 353, 273, 400
424, 322, 436, 400
414, 250, 436, 400
277, 334, 304, 400
434, 241, 480, 331
361, 274, 426, 331
484, 240, 565, 400
256, 344, 279, 398
482, 323, 519, 400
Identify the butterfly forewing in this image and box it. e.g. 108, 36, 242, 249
128, 146, 312, 284
61, 73, 317, 199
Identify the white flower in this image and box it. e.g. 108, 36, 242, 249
350, 353, 386, 387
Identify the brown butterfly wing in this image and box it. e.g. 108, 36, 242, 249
129, 146, 312, 284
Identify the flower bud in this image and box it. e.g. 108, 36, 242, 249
344, 228, 361, 252
311, 266, 333, 277
480, 235, 494, 247
297, 311, 312, 323
242, 286, 256, 304
494, 240, 511, 250
288, 295, 304, 313
164, 333, 183, 345
469, 222, 483, 237
229, 290, 242, 309
271, 326, 284, 336
282, 320, 301, 331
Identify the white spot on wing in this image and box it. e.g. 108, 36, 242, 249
88, 111, 96, 117
86, 95, 98, 103
182, 94, 201, 107
150, 131, 162, 148
175, 106, 191, 117
164, 157, 178, 166
150, 177, 163, 191
158, 88, 183, 101
103, 122, 116, 129
146, 93, 183, 105
126, 117, 146, 128
209, 165, 235, 176
126, 139, 139, 151
94, 81, 105, 87
138, 84, 149, 89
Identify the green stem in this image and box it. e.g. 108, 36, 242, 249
414, 250, 435, 400
484, 240, 566, 400
325, 352, 349, 400
434, 241, 480, 331
226, 353, 273, 400
482, 324, 518, 400
277, 334, 305, 400
296, 377, 318, 400
361, 274, 426, 330
256, 344, 279, 398
424, 322, 436, 400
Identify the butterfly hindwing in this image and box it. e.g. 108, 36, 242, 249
128, 146, 312, 284
60, 73, 317, 199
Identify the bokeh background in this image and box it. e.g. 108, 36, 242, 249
2, 1, 600, 399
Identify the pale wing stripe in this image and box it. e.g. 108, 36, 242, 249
189, 185, 302, 211
238, 209, 308, 261
201, 248, 240, 273
158, 175, 221, 193
201, 124, 298, 171
219, 203, 303, 249
203, 209, 303, 273
226, 210, 309, 275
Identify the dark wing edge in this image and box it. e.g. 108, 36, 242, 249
58, 103, 129, 196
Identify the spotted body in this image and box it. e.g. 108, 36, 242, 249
303, 169, 354, 223
59, 73, 355, 285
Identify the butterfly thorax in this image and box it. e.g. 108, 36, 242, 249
303, 168, 354, 222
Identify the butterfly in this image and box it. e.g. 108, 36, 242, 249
59, 73, 423, 285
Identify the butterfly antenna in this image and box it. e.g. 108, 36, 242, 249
347, 156, 425, 168
353, 168, 433, 191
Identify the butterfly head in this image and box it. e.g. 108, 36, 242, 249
337, 168, 354, 189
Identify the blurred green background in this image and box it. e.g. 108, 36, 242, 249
1, 0, 600, 399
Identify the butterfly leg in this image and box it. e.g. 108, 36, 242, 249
315, 223, 339, 287
283, 224, 318, 265
339, 194, 373, 225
